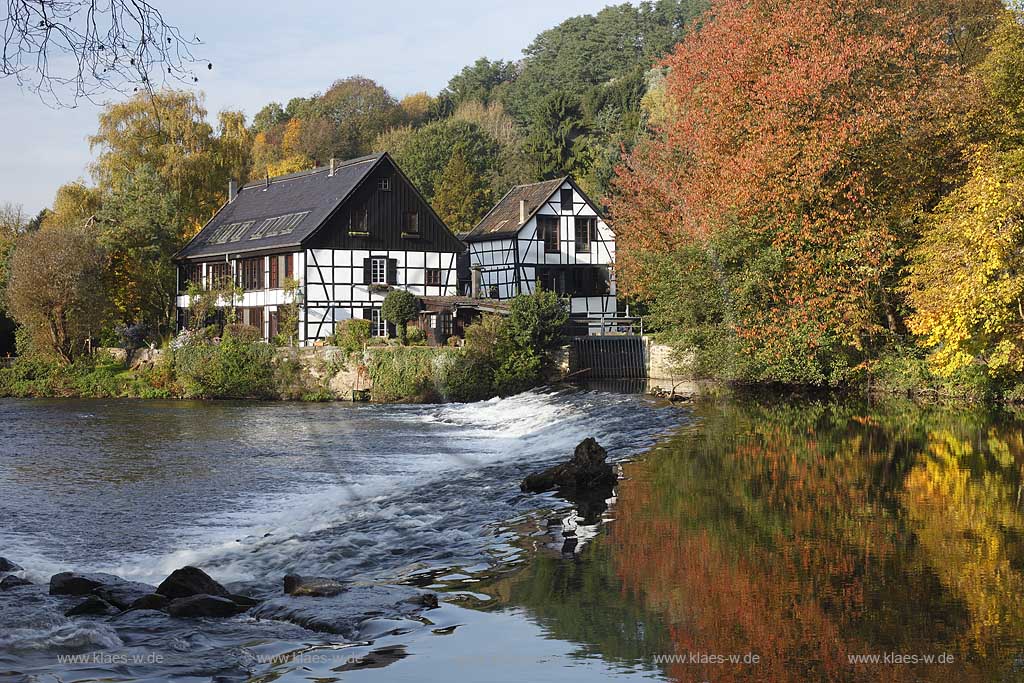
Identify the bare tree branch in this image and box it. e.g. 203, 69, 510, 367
2, 0, 208, 107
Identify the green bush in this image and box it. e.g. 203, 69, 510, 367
171, 328, 276, 399
442, 353, 496, 402
406, 326, 427, 345
368, 350, 440, 403
494, 348, 543, 395
223, 323, 262, 344
331, 319, 372, 355
381, 289, 420, 345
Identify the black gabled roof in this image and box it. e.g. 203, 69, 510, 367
175, 153, 385, 261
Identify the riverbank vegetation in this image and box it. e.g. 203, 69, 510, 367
0, 291, 568, 403
0, 2, 700, 360
612, 0, 1024, 400
4, 0, 1024, 402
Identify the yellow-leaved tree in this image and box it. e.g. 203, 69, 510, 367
905, 146, 1024, 377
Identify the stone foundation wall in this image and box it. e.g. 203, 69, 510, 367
645, 339, 690, 380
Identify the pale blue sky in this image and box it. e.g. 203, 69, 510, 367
0, 0, 615, 214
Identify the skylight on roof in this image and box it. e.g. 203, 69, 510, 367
248, 211, 311, 240
206, 220, 255, 245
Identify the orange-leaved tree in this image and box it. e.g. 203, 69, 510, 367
610, 0, 1001, 384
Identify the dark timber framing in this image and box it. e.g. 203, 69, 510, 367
173, 152, 465, 345
463, 176, 618, 331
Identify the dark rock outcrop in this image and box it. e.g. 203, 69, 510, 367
250, 584, 427, 637
128, 593, 170, 612
49, 572, 124, 596
0, 557, 23, 573
227, 593, 260, 608
0, 574, 31, 591
93, 581, 156, 611
283, 574, 347, 597
156, 566, 229, 600
520, 438, 617, 494
167, 594, 249, 618
65, 595, 119, 617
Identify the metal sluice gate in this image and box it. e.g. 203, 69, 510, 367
569, 336, 647, 379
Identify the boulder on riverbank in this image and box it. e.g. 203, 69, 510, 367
283, 574, 347, 597
520, 438, 617, 494
156, 566, 230, 600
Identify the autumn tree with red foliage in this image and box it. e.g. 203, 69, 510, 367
611, 0, 1002, 384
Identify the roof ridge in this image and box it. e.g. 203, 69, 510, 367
242, 152, 385, 189
510, 176, 566, 190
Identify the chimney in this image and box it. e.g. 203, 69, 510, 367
329, 158, 337, 177
519, 198, 526, 224
228, 179, 237, 203
471, 265, 481, 299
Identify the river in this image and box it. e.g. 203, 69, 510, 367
1, 391, 1023, 681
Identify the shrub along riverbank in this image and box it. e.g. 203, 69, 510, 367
0, 291, 569, 403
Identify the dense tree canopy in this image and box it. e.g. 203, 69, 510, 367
611, 0, 1005, 385
88, 90, 224, 232
10, 0, 1024, 398
6, 224, 111, 363
383, 118, 499, 204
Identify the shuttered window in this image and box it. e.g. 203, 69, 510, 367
371, 258, 387, 285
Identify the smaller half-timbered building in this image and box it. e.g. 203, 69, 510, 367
173, 152, 465, 345
462, 177, 617, 334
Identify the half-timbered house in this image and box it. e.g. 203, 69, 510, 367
173, 152, 464, 345
461, 177, 617, 334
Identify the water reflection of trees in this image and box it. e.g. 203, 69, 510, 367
610, 398, 1024, 682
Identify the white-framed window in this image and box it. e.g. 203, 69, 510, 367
371, 257, 387, 285
378, 177, 391, 191
371, 308, 387, 337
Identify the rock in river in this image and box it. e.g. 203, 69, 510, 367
0, 574, 31, 591
49, 572, 125, 596
128, 593, 170, 612
520, 437, 617, 494
65, 595, 119, 617
156, 566, 229, 600
0, 557, 23, 573
94, 581, 157, 610
283, 574, 347, 597
167, 594, 249, 618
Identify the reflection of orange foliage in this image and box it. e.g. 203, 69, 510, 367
608, 402, 1009, 683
